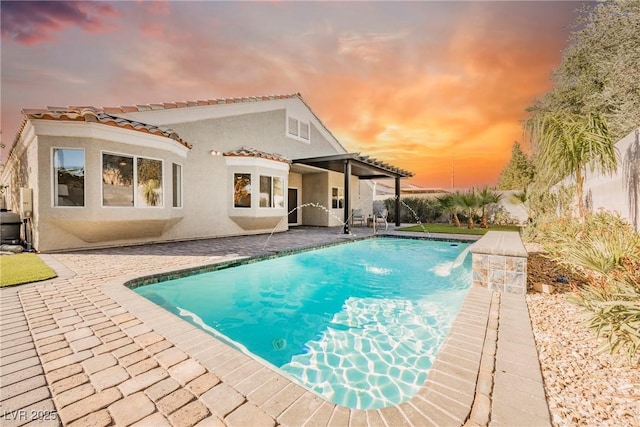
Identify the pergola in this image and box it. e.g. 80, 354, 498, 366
293, 153, 413, 233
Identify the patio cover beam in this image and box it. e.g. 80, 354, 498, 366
293, 153, 412, 231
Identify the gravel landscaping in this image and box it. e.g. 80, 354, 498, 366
526, 251, 640, 426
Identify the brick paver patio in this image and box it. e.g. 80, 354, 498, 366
0, 227, 549, 426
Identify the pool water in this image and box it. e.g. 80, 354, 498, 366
134, 237, 472, 409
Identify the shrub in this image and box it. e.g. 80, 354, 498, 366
570, 258, 640, 366
541, 210, 640, 366
542, 211, 640, 275
383, 197, 443, 224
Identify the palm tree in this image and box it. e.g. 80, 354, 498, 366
436, 194, 461, 227
477, 187, 502, 228
456, 191, 480, 229
527, 112, 617, 220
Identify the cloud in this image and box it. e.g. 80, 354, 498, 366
0, 1, 577, 187
1, 1, 121, 45
338, 30, 409, 63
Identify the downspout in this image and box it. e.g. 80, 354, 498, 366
343, 160, 351, 234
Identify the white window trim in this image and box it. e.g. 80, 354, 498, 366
100, 150, 165, 208
332, 186, 344, 210
232, 172, 253, 209
258, 175, 286, 209
172, 163, 183, 209
51, 147, 85, 208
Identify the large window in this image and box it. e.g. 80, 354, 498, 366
234, 173, 251, 208
102, 153, 163, 207
172, 163, 182, 208
53, 148, 85, 207
259, 176, 285, 208
103, 154, 134, 206
332, 187, 344, 209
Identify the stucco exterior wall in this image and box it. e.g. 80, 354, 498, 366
33, 131, 189, 252
1, 97, 380, 251
555, 128, 640, 231
301, 173, 329, 226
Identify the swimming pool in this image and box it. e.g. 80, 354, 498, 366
134, 237, 472, 409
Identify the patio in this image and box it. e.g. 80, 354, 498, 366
0, 227, 549, 426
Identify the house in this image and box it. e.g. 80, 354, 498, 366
0, 93, 412, 252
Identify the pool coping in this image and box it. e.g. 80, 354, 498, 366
98, 235, 544, 426
103, 273, 487, 425
1, 229, 550, 426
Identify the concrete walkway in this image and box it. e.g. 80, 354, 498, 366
0, 227, 549, 426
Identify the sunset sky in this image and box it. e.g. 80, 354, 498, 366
1, 1, 585, 189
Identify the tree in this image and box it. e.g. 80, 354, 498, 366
529, 1, 640, 142
437, 194, 461, 227
477, 187, 502, 228
456, 191, 480, 229
496, 142, 535, 190
527, 111, 617, 220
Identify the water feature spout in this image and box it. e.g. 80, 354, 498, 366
450, 245, 471, 270
398, 198, 431, 237
262, 202, 356, 251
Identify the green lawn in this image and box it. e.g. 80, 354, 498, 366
397, 223, 521, 235
0, 253, 57, 287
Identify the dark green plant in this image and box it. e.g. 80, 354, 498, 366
436, 194, 461, 227
383, 197, 443, 224
456, 191, 480, 229
477, 187, 502, 228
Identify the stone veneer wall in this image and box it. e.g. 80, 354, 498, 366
470, 231, 528, 295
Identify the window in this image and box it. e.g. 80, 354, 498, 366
137, 158, 163, 207
102, 153, 163, 207
53, 148, 85, 207
299, 122, 310, 140
260, 176, 272, 207
274, 177, 284, 208
260, 175, 285, 208
103, 154, 133, 206
234, 173, 251, 208
172, 163, 182, 208
332, 187, 344, 209
287, 116, 310, 142
288, 117, 299, 137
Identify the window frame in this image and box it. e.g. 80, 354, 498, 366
258, 175, 286, 209
233, 173, 252, 208
331, 187, 344, 209
172, 163, 183, 208
286, 115, 311, 143
52, 147, 86, 208
101, 151, 164, 208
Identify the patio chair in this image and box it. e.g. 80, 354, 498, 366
375, 208, 388, 226
352, 209, 365, 226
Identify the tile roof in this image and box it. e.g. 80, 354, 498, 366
223, 147, 291, 164
16, 93, 302, 152
22, 107, 191, 149
102, 93, 300, 114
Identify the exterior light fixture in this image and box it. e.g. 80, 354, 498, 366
210, 150, 222, 156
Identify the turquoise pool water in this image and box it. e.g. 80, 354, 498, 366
134, 237, 472, 409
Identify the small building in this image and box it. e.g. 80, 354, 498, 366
1, 93, 412, 252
